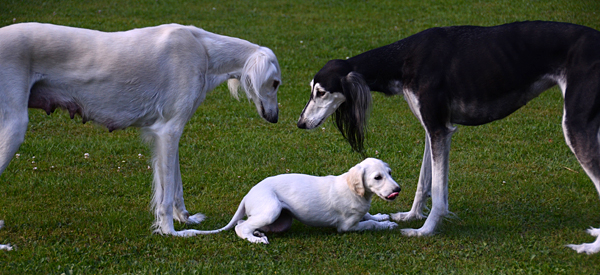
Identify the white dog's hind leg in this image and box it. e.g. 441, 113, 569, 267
391, 136, 432, 222
0, 105, 28, 251
172, 151, 205, 225
0, 107, 28, 174
147, 120, 201, 237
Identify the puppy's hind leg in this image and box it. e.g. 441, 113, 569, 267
234, 199, 283, 244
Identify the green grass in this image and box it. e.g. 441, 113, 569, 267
2, 0, 600, 273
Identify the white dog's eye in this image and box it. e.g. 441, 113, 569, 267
273, 80, 280, 89
374, 175, 382, 180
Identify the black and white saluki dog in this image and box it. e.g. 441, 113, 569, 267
0, 23, 281, 250
297, 21, 600, 254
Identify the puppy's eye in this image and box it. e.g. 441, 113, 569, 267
374, 175, 382, 180
316, 91, 326, 97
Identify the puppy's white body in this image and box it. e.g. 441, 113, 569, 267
197, 158, 400, 243
0, 22, 281, 247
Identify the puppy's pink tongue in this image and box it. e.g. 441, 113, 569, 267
386, 192, 399, 200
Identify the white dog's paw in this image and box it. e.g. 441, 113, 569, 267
390, 211, 427, 222
566, 242, 600, 254
587, 227, 600, 237
185, 213, 206, 225
371, 213, 390, 221
0, 244, 13, 251
566, 228, 600, 254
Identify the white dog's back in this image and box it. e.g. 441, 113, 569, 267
0, 23, 209, 131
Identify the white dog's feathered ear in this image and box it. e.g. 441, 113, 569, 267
227, 78, 242, 101
347, 164, 365, 196
239, 47, 279, 101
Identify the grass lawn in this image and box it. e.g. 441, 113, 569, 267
1, 0, 600, 273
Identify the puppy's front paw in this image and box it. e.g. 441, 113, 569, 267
380, 221, 398, 230
370, 213, 390, 221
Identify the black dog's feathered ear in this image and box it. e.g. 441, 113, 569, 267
333, 72, 372, 153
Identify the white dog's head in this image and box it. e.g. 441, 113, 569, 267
346, 158, 400, 201
228, 47, 281, 123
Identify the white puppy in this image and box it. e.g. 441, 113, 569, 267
195, 158, 401, 243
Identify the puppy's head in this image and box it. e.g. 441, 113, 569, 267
297, 59, 371, 152
346, 158, 400, 201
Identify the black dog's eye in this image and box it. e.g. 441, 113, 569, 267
374, 175, 383, 180
273, 80, 280, 89
316, 91, 326, 97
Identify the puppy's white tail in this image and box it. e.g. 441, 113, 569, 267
195, 198, 247, 234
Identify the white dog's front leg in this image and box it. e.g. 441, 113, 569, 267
391, 136, 432, 222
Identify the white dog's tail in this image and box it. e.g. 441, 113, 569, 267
195, 198, 247, 234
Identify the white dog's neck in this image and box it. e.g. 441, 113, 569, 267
196, 31, 264, 94
201, 32, 260, 76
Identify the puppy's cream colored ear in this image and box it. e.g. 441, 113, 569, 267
347, 165, 365, 196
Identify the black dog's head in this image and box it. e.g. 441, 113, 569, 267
297, 59, 372, 152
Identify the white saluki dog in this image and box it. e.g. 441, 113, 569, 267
297, 21, 600, 254
194, 158, 400, 244
0, 22, 281, 250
